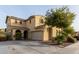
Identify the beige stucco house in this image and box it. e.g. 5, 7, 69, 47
6, 15, 60, 42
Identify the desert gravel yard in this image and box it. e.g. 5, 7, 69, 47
0, 41, 78, 54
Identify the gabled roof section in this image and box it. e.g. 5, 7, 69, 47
5, 16, 9, 23
26, 15, 35, 21
26, 15, 45, 21
6, 15, 45, 23
6, 16, 26, 23
7, 16, 25, 20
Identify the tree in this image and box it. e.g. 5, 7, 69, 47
45, 6, 76, 44
64, 26, 74, 34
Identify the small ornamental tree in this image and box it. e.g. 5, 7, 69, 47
45, 6, 76, 44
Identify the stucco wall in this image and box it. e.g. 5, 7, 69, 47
26, 18, 35, 31
10, 19, 26, 27
43, 26, 49, 42
35, 16, 45, 27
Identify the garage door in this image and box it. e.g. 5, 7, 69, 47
31, 31, 43, 41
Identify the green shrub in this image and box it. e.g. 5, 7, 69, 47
6, 34, 12, 40
55, 35, 65, 44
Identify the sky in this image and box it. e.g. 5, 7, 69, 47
0, 5, 79, 31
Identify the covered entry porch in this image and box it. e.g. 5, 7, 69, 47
9, 26, 29, 40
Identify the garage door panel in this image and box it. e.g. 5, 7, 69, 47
31, 31, 43, 40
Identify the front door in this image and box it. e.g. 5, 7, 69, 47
24, 31, 28, 40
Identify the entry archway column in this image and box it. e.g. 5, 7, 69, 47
21, 30, 24, 40
12, 29, 16, 40
43, 28, 49, 42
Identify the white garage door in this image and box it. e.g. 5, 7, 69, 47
31, 31, 43, 41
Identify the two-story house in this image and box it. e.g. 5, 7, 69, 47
6, 15, 60, 42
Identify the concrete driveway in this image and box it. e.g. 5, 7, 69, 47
0, 41, 79, 54
0, 41, 62, 54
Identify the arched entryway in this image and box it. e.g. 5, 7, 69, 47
24, 30, 28, 40
15, 30, 22, 40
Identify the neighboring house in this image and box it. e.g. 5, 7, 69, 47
0, 29, 6, 32
0, 29, 6, 39
6, 15, 60, 42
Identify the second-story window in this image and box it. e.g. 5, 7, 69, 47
20, 21, 22, 24
15, 20, 17, 23
29, 20, 31, 23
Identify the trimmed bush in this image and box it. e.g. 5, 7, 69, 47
55, 35, 65, 44
6, 34, 12, 40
